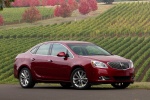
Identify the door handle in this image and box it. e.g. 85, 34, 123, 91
31, 58, 35, 61
48, 60, 52, 62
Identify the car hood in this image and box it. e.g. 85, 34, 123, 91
81, 55, 129, 62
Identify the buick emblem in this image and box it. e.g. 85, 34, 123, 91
120, 62, 124, 67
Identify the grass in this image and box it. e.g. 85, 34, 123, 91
128, 82, 150, 89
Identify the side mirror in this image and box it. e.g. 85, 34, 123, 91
57, 52, 68, 57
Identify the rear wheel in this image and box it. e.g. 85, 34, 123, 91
71, 68, 91, 89
60, 82, 72, 88
19, 68, 35, 88
111, 82, 130, 89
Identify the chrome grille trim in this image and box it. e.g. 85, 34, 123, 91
108, 62, 130, 70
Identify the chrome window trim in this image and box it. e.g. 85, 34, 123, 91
33, 43, 51, 55
30, 43, 74, 59
50, 43, 74, 59
29, 43, 43, 53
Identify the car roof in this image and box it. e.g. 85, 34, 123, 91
43, 41, 91, 44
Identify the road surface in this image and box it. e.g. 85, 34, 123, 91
0, 84, 150, 100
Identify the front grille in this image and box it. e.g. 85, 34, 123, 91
108, 62, 130, 70
114, 76, 131, 81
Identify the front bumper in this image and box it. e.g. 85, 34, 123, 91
89, 67, 134, 83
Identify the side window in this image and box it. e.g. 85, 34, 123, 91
30, 47, 38, 54
36, 44, 51, 55
51, 44, 73, 58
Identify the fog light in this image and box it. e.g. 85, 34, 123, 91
103, 76, 110, 80
99, 76, 103, 80
99, 76, 110, 80
132, 76, 135, 80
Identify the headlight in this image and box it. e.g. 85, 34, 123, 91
91, 61, 108, 68
129, 60, 134, 68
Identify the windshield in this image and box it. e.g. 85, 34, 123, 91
67, 43, 111, 56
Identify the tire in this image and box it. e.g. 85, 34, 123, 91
71, 68, 91, 89
60, 82, 72, 88
19, 68, 35, 88
111, 82, 130, 89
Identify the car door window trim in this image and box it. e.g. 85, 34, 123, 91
50, 43, 74, 58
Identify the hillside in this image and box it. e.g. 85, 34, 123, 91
0, 2, 150, 83
0, 4, 114, 30
0, 2, 150, 37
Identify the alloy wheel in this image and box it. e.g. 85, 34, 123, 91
71, 68, 91, 89
20, 69, 30, 87
19, 68, 35, 88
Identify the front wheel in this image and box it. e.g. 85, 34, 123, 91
71, 68, 91, 89
19, 68, 35, 88
111, 82, 130, 89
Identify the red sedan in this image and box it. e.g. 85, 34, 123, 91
14, 41, 134, 89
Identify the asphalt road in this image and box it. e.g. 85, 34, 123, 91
0, 84, 150, 100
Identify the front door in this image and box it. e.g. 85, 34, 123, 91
48, 43, 73, 81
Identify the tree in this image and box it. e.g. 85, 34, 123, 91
78, 0, 90, 15
59, 2, 72, 18
47, 0, 58, 6
0, 0, 3, 10
54, 5, 60, 17
4, 0, 14, 7
103, 0, 114, 4
59, 0, 65, 5
0, 0, 14, 9
89, 0, 97, 11
29, 0, 40, 6
54, 0, 98, 16
54, 0, 75, 18
22, 6, 41, 23
78, 0, 98, 15
11, 0, 22, 7
22, 0, 30, 7
42, 0, 48, 6
0, 14, 4, 25
12, 0, 40, 7
68, 0, 78, 11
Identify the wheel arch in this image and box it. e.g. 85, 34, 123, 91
70, 64, 92, 82
18, 65, 36, 88
18, 65, 31, 78
70, 65, 85, 75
